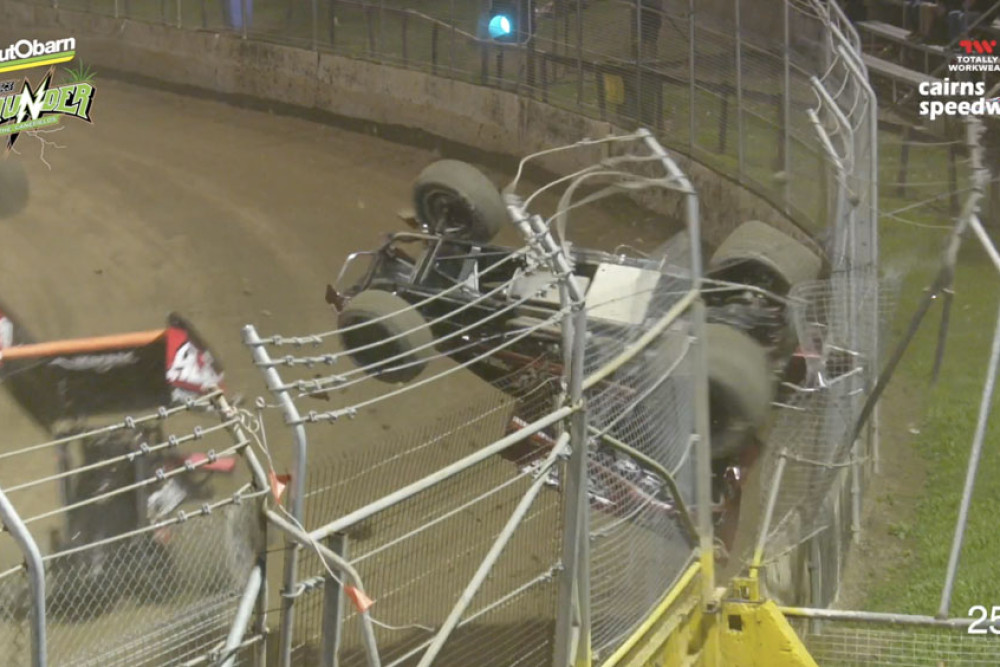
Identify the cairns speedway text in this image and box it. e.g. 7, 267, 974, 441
918, 79, 1000, 120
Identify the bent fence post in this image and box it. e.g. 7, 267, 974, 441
265, 510, 382, 667
0, 487, 46, 667
220, 564, 264, 667
244, 324, 311, 667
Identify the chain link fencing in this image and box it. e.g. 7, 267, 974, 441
238, 131, 707, 666
797, 618, 1000, 666
739, 1, 889, 613
0, 388, 270, 667
767, 115, 1000, 666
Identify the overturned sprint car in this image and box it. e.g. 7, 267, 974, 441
325, 159, 824, 553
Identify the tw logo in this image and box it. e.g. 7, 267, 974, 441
960, 39, 997, 54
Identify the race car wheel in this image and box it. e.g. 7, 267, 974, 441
706, 323, 774, 460
338, 289, 434, 383
413, 160, 507, 243
708, 220, 823, 295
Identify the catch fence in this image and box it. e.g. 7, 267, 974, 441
771, 115, 1000, 666
0, 389, 270, 667
239, 130, 709, 666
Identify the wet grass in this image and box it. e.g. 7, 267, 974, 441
861, 130, 1000, 617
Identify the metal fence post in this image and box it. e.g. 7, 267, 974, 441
449, 0, 455, 76
498, 201, 591, 667
378, 0, 384, 58
243, 325, 311, 667
839, 44, 881, 474
576, 0, 583, 105
734, 0, 745, 180
781, 0, 791, 212
692, 297, 715, 605
939, 296, 1000, 618
0, 487, 46, 667
939, 119, 995, 619
220, 564, 264, 667
321, 533, 349, 667
808, 533, 824, 635
688, 0, 695, 151
553, 305, 591, 667
635, 0, 642, 125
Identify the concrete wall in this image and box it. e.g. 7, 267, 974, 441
0, 1, 814, 248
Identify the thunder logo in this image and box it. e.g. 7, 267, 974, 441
0, 71, 95, 149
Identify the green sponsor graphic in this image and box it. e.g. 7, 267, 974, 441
0, 83, 94, 123
0, 115, 59, 135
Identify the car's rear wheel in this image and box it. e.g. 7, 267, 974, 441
413, 160, 507, 243
708, 220, 823, 295
706, 323, 774, 460
338, 289, 434, 383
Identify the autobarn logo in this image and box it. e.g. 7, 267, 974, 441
0, 37, 76, 75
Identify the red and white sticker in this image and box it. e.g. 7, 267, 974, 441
165, 327, 223, 394
0, 315, 12, 351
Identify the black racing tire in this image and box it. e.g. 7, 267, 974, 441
706, 323, 774, 460
708, 220, 823, 295
0, 159, 28, 219
338, 290, 434, 383
413, 160, 507, 243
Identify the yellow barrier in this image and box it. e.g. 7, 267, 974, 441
601, 568, 820, 667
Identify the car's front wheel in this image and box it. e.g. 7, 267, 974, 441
706, 323, 774, 460
413, 160, 507, 243
338, 289, 434, 383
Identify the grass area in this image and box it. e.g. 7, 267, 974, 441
859, 131, 1000, 617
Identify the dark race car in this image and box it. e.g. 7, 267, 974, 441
326, 159, 824, 555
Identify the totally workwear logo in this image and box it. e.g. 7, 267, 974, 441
0, 37, 76, 75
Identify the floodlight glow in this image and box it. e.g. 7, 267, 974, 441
488, 15, 512, 39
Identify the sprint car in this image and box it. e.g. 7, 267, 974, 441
0, 304, 234, 617
325, 159, 824, 552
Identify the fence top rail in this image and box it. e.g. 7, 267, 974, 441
781, 606, 989, 629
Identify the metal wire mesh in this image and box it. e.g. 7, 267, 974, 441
798, 620, 1000, 666
0, 499, 260, 667
759, 277, 899, 557
293, 451, 562, 667
585, 319, 698, 659
225, 130, 701, 665
0, 569, 30, 666
0, 388, 265, 666
300, 380, 545, 532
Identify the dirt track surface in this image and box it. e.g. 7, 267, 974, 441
0, 75, 456, 557
1, 78, 442, 367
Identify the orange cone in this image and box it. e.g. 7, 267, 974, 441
345, 586, 375, 614
269, 470, 291, 503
